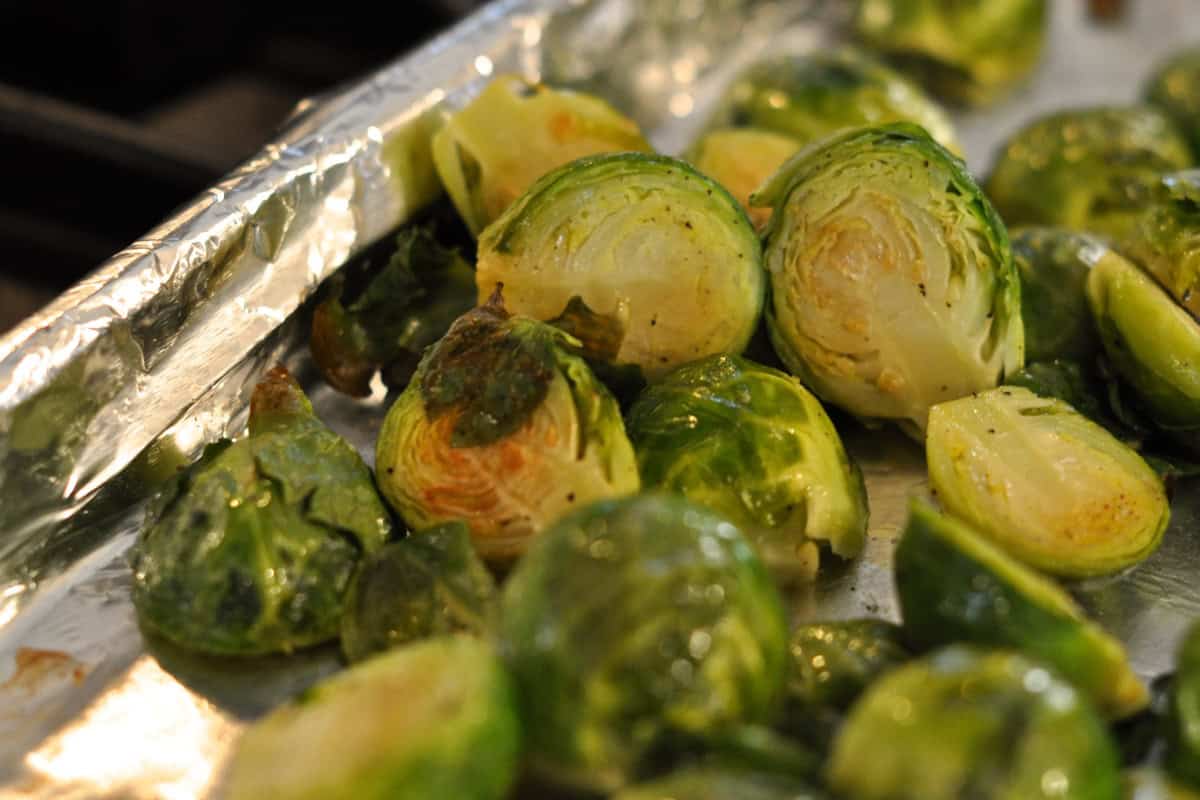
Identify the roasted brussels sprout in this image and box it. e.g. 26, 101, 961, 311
431, 74, 651, 235
688, 128, 801, 230
1011, 227, 1107, 363
615, 766, 829, 800
926, 386, 1168, 578
1146, 48, 1200, 158
786, 619, 909, 712
1126, 769, 1200, 800
310, 225, 476, 396
895, 502, 1148, 718
375, 293, 639, 561
1120, 171, 1200, 322
499, 494, 789, 791
704, 48, 960, 153
753, 123, 1022, 434
1087, 243, 1200, 438
131, 367, 391, 656
625, 355, 869, 577
986, 107, 1193, 240
827, 646, 1121, 799
223, 636, 520, 800
475, 152, 765, 379
854, 0, 1047, 106
339, 521, 497, 664
1167, 621, 1200, 788
1005, 360, 1128, 437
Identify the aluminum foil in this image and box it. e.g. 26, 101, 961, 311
0, 0, 1199, 797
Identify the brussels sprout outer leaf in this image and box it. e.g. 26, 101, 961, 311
340, 521, 498, 663
1167, 622, 1200, 788
1087, 245, 1200, 432
476, 152, 765, 379
614, 766, 830, 800
786, 619, 909, 711
133, 369, 391, 656
224, 636, 521, 800
431, 75, 652, 235
1121, 171, 1200, 322
754, 123, 1022, 433
498, 494, 789, 792
1011, 227, 1106, 363
827, 646, 1121, 800
626, 355, 869, 570
895, 502, 1148, 718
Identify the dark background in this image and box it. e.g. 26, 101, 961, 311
0, 1, 484, 331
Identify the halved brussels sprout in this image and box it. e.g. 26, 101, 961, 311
375, 293, 639, 561
926, 386, 1168, 578
786, 619, 909, 712
1087, 245, 1200, 436
499, 493, 789, 792
475, 152, 765, 379
131, 367, 391, 656
1167, 621, 1200, 788
1005, 360, 1129, 438
431, 74, 651, 235
854, 0, 1047, 106
1146, 47, 1200, 158
753, 123, 1022, 434
827, 646, 1121, 799
895, 502, 1148, 718
688, 128, 801, 230
986, 107, 1193, 240
625, 355, 868, 577
223, 636, 520, 800
339, 521, 497, 664
703, 48, 960, 153
1120, 171, 1200, 322
615, 766, 829, 800
1011, 227, 1108, 363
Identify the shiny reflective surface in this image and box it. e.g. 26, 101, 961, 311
0, 0, 1199, 797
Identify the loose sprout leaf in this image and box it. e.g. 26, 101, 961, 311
547, 294, 628, 364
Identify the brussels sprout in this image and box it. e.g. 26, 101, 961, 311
703, 48, 960, 154
375, 293, 639, 561
223, 636, 520, 800
688, 128, 801, 230
625, 355, 869, 576
131, 367, 391, 656
499, 494, 789, 791
1124, 769, 1200, 800
854, 0, 1047, 106
615, 766, 829, 800
431, 74, 651, 235
986, 107, 1193, 240
1120, 171, 1200, 322
786, 619, 909, 712
339, 521, 497, 664
827, 646, 1121, 799
1146, 48, 1200, 158
310, 225, 476, 396
926, 386, 1168, 578
753, 123, 1022, 434
1087, 244, 1200, 437
475, 152, 765, 379
1167, 622, 1200, 788
895, 502, 1148, 718
1005, 360, 1129, 436
1011, 227, 1108, 363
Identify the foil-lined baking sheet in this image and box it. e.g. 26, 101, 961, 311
0, 0, 1198, 796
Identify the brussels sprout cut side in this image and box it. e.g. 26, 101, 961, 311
626, 355, 868, 578
340, 521, 497, 664
1011, 227, 1107, 364
1147, 47, 1200, 159
688, 128, 801, 230
131, 367, 391, 656
499, 494, 789, 792
703, 48, 960, 154
895, 502, 1147, 719
854, 0, 1048, 107
926, 387, 1168, 578
986, 107, 1193, 241
375, 293, 638, 561
1167, 622, 1200, 788
827, 646, 1121, 800
1121, 171, 1200, 322
431, 74, 651, 235
754, 123, 1022, 434
476, 152, 765, 379
223, 636, 520, 800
